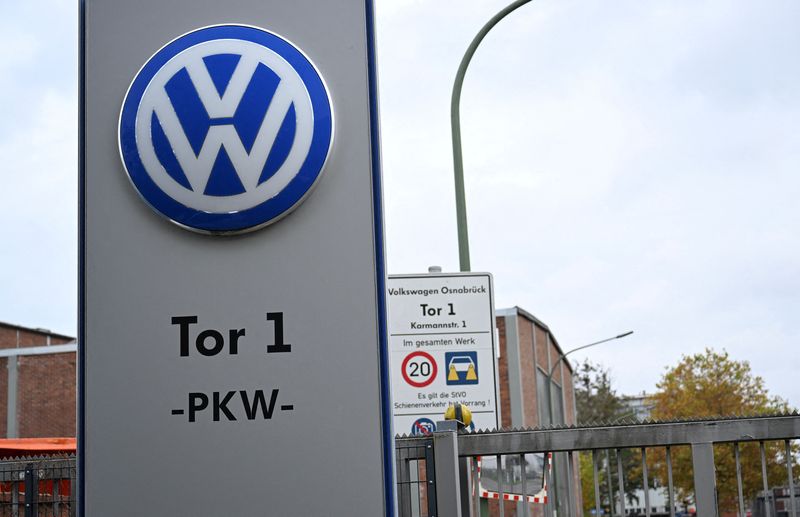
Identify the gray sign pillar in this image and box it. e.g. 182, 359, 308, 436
80, 1, 395, 515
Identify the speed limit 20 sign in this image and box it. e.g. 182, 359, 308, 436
401, 351, 437, 388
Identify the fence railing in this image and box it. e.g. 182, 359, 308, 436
397, 436, 437, 516
0, 415, 796, 517
396, 413, 800, 517
0, 456, 75, 517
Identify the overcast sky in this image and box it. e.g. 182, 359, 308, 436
0, 0, 797, 407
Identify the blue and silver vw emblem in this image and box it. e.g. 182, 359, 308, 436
119, 25, 334, 234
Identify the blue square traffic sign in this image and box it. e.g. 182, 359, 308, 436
445, 351, 479, 385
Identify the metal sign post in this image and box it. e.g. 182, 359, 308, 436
388, 273, 500, 436
80, 1, 394, 515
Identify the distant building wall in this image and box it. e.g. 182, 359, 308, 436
490, 307, 581, 517
18, 352, 77, 437
0, 322, 76, 438
620, 394, 655, 421
0, 324, 72, 349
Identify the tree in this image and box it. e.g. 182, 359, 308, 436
575, 361, 626, 425
649, 348, 797, 514
575, 362, 644, 515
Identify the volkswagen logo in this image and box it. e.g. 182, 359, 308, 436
119, 25, 334, 234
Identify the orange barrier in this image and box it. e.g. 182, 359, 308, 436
0, 438, 76, 458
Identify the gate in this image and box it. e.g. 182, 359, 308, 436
396, 413, 800, 517
0, 457, 75, 517
397, 437, 437, 516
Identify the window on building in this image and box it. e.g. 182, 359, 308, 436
536, 367, 566, 426
536, 368, 551, 426
552, 382, 564, 425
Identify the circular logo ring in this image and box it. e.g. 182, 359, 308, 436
119, 24, 334, 234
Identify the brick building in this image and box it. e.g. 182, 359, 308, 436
496, 307, 577, 430
0, 322, 76, 438
486, 307, 581, 517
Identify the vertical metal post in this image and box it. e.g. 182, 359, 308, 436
410, 459, 422, 517
7, 355, 18, 438
568, 451, 577, 517
593, 450, 602, 517
642, 449, 651, 517
24, 464, 36, 517
459, 457, 472, 516
12, 471, 20, 517
666, 447, 675, 517
398, 448, 412, 517
786, 440, 797, 517
520, 454, 529, 517
69, 460, 77, 517
426, 442, 439, 517
761, 442, 772, 517
606, 450, 616, 517
497, 455, 505, 517
53, 469, 60, 517
434, 428, 463, 517
734, 443, 745, 517
472, 458, 481, 517
691, 443, 718, 517
546, 453, 554, 517
616, 449, 626, 516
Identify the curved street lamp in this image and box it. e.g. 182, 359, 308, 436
451, 0, 533, 272
548, 332, 634, 383
547, 331, 634, 425
544, 331, 633, 517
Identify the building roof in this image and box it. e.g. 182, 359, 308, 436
0, 320, 74, 341
496, 306, 573, 373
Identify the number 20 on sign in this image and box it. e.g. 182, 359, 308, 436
401, 351, 437, 388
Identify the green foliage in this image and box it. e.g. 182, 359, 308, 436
575, 361, 625, 425
579, 449, 644, 516
575, 362, 643, 514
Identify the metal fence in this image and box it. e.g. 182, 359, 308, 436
0, 456, 75, 517
0, 415, 796, 517
397, 437, 437, 516
396, 414, 800, 517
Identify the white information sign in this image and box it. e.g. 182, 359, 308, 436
388, 273, 499, 436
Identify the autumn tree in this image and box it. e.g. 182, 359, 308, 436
649, 348, 796, 514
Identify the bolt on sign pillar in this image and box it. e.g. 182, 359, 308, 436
79, 1, 394, 515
